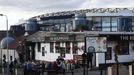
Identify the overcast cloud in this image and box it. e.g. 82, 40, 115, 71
0, 0, 86, 12
0, 0, 133, 13
0, 0, 134, 30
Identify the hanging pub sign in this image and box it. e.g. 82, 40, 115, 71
86, 36, 107, 53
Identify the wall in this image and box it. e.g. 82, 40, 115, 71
0, 49, 19, 63
35, 42, 84, 61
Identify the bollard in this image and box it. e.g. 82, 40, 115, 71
2, 67, 4, 75
108, 66, 112, 75
132, 64, 134, 75
83, 65, 86, 75
15, 68, 17, 75
129, 65, 132, 75
100, 69, 103, 75
71, 69, 74, 75
63, 70, 65, 75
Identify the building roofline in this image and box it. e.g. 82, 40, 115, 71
32, 8, 134, 19
26, 31, 134, 42
38, 31, 134, 35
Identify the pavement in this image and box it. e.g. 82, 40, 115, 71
0, 66, 130, 75
72, 69, 100, 75
0, 68, 100, 75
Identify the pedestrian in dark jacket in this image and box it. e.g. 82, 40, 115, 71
27, 61, 33, 75
9, 61, 14, 75
82, 52, 86, 67
87, 52, 93, 69
41, 62, 45, 75
23, 61, 28, 75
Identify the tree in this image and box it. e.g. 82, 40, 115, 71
73, 25, 89, 31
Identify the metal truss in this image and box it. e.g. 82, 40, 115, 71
33, 8, 134, 19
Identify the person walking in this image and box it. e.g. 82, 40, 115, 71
82, 52, 87, 67
27, 60, 33, 75
87, 52, 93, 70
23, 61, 28, 75
41, 62, 46, 75
9, 61, 14, 75
82, 52, 87, 75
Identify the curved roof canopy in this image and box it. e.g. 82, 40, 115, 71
0, 36, 14, 49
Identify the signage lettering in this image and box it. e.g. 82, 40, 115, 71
120, 36, 129, 40
49, 36, 69, 41
120, 36, 134, 40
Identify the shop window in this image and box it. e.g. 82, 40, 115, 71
115, 41, 129, 55
42, 47, 45, 56
37, 42, 41, 52
55, 42, 60, 53
60, 47, 65, 57
61, 42, 64, 46
50, 42, 54, 53
72, 42, 78, 54
66, 42, 70, 53
60, 53, 65, 58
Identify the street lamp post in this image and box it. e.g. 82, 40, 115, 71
24, 31, 29, 61
0, 41, 2, 74
114, 46, 119, 75
0, 14, 9, 75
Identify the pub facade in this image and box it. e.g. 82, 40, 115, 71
26, 31, 134, 66
97, 32, 134, 67
26, 31, 85, 61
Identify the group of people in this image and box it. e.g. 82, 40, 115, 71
23, 60, 44, 75
23, 56, 81, 75
9, 58, 18, 75
6, 53, 93, 75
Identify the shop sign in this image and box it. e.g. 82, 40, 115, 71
45, 36, 69, 41
50, 36, 69, 41
107, 35, 134, 41
120, 36, 134, 40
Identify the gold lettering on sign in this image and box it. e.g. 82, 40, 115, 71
120, 36, 129, 40
49, 36, 69, 41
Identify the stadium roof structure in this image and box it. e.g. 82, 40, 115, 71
32, 8, 134, 19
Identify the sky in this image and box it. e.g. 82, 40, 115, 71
0, 0, 134, 30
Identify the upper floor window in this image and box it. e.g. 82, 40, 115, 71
131, 17, 134, 31
91, 16, 119, 31
111, 17, 118, 31
102, 17, 110, 31
92, 17, 101, 31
